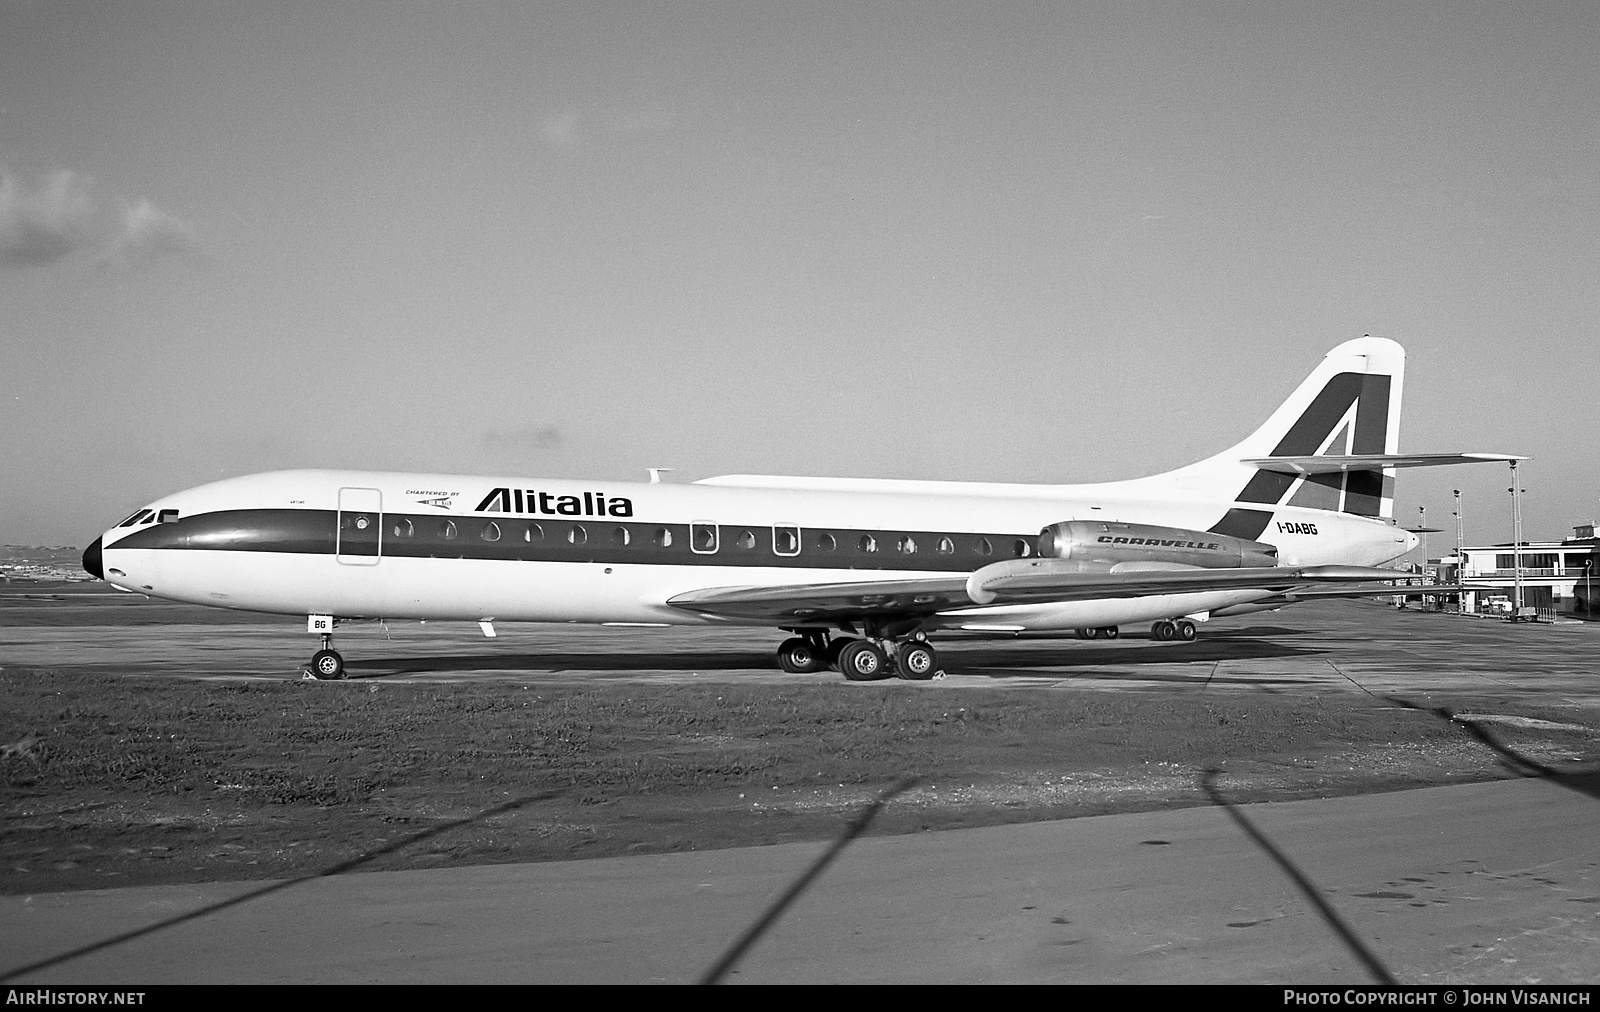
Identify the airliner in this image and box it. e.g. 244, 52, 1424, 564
80, 337, 1522, 681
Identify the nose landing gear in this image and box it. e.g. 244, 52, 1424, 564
303, 617, 346, 680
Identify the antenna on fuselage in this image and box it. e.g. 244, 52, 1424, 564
647, 468, 675, 485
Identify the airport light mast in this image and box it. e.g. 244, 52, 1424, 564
1453, 489, 1465, 612
1509, 461, 1525, 621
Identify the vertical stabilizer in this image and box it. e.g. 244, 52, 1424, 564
1146, 337, 1405, 531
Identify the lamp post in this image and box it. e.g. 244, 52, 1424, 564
1418, 506, 1428, 577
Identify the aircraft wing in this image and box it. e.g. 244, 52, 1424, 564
666, 576, 974, 624
666, 562, 1406, 623
1241, 453, 1527, 474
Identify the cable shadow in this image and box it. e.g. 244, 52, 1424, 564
1382, 696, 1600, 801
699, 776, 919, 985
1199, 768, 1398, 984
0, 787, 567, 982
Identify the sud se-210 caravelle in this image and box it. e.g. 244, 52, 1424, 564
81, 337, 1522, 681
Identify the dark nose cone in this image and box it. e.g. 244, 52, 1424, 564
82, 537, 104, 580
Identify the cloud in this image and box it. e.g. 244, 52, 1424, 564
483, 424, 563, 452
98, 198, 203, 268
0, 166, 201, 270
0, 169, 95, 266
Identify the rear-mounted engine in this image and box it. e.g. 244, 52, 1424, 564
1037, 520, 1277, 569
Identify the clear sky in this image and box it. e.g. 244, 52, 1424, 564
3, 1, 1596, 549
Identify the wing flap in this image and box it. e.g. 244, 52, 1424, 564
964, 559, 1405, 605
666, 562, 1406, 623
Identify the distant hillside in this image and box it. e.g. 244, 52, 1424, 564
1, 545, 91, 583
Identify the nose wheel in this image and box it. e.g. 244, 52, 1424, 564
306, 632, 346, 680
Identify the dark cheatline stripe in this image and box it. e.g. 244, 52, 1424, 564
107, 508, 1042, 574
110, 509, 337, 554
1208, 508, 1274, 541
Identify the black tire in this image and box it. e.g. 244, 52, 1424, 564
1152, 620, 1175, 641
825, 636, 856, 670
777, 637, 824, 673
1073, 628, 1090, 640
1099, 626, 1120, 640
895, 641, 938, 680
1175, 620, 1198, 642
311, 648, 345, 680
838, 640, 888, 681
1082, 627, 1101, 640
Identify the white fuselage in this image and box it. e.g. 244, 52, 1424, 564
93, 468, 1414, 633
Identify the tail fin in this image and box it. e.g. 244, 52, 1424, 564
1151, 336, 1405, 524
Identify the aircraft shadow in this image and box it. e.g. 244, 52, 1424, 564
346, 649, 776, 678
340, 636, 1320, 680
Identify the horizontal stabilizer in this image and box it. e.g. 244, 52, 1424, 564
1241, 453, 1528, 474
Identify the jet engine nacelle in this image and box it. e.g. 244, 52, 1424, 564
1036, 520, 1278, 570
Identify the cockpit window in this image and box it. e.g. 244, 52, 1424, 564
118, 510, 152, 527
157, 509, 179, 524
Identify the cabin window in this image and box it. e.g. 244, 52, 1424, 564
736, 529, 757, 550
612, 526, 631, 547
481, 522, 501, 542
937, 536, 954, 555
897, 536, 916, 555
524, 523, 543, 542
773, 526, 800, 556
393, 519, 414, 538
858, 535, 878, 554
568, 524, 587, 545
1013, 538, 1032, 558
654, 528, 673, 548
440, 521, 458, 540
816, 532, 837, 552
691, 523, 718, 554
974, 537, 992, 557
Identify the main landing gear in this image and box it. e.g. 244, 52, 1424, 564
1150, 619, 1198, 642
1073, 626, 1120, 640
776, 630, 940, 681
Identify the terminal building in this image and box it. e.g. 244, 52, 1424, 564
1432, 523, 1599, 619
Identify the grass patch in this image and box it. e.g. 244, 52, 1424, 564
2, 667, 1593, 893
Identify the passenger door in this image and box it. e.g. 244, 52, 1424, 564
337, 487, 382, 565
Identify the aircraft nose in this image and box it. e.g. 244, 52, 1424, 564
82, 536, 104, 580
